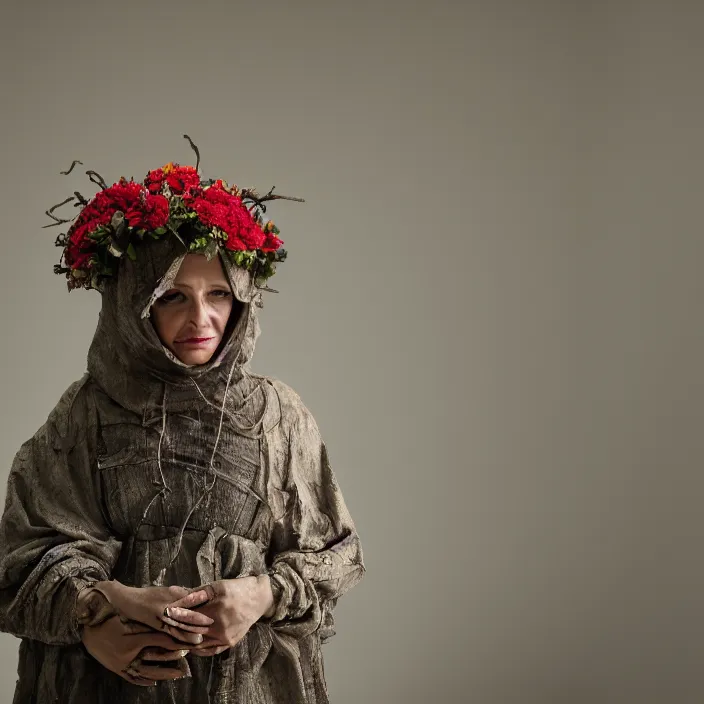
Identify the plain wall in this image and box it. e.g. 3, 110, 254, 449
0, 1, 703, 702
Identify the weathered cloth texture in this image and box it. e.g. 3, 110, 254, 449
0, 236, 365, 703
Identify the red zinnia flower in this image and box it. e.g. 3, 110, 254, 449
260, 232, 284, 252
165, 163, 201, 195
144, 168, 165, 194
226, 233, 248, 251
144, 163, 201, 196
186, 182, 267, 251
125, 194, 169, 231
69, 250, 94, 270
65, 179, 169, 272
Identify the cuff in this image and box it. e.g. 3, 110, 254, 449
260, 569, 286, 622
72, 579, 116, 634
68, 576, 99, 641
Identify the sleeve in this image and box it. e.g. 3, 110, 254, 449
0, 377, 122, 645
264, 390, 365, 641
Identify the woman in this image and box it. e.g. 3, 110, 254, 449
0, 151, 365, 702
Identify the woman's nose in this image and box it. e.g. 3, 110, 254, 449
189, 298, 209, 326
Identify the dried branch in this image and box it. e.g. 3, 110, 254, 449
42, 196, 76, 228
86, 170, 108, 190
258, 185, 305, 204
60, 160, 83, 175
183, 134, 201, 172
240, 186, 304, 218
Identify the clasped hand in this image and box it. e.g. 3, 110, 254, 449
167, 575, 275, 657
79, 576, 274, 683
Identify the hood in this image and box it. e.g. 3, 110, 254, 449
86, 235, 269, 430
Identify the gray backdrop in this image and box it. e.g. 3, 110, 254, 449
1, 1, 703, 702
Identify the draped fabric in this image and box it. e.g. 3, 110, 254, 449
0, 236, 365, 702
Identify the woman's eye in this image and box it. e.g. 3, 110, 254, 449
158, 291, 185, 304
210, 290, 232, 299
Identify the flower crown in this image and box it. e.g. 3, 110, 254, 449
46, 136, 303, 292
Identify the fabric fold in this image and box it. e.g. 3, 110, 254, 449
0, 233, 364, 703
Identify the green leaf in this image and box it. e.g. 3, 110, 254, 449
127, 243, 137, 261
188, 237, 210, 252
154, 227, 167, 235
203, 238, 219, 260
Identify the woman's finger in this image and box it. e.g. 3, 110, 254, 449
190, 634, 224, 648
133, 658, 191, 681
121, 665, 157, 687
131, 630, 202, 651
162, 617, 211, 634
162, 605, 214, 628
165, 585, 191, 600
120, 616, 205, 645
120, 618, 155, 635
190, 645, 229, 657
120, 617, 195, 643
163, 605, 214, 628
166, 587, 214, 611
139, 647, 189, 662
161, 623, 209, 644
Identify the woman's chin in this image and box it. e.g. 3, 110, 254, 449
172, 347, 217, 366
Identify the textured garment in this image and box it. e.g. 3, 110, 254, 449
0, 236, 365, 703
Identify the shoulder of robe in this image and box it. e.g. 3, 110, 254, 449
11, 375, 97, 474
255, 376, 319, 439
44, 373, 97, 453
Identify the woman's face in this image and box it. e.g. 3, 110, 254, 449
150, 253, 235, 366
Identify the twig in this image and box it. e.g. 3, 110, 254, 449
259, 185, 305, 204
183, 134, 201, 172
42, 196, 76, 228
60, 160, 83, 175
86, 170, 108, 190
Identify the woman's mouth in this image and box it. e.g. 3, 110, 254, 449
175, 337, 214, 346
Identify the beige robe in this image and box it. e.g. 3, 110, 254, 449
0, 236, 365, 702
